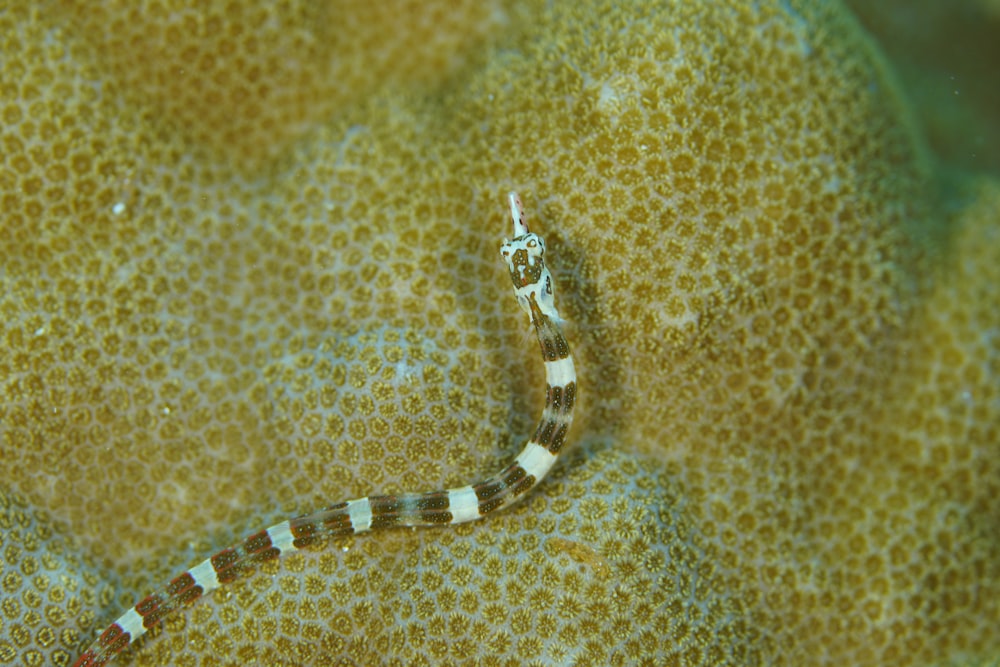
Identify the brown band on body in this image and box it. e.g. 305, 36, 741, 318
369, 495, 404, 529
474, 478, 506, 515
413, 491, 454, 524
136, 594, 175, 629
166, 572, 203, 605
501, 463, 527, 487
474, 479, 504, 502
533, 418, 558, 446
561, 382, 576, 415
548, 424, 569, 454
478, 497, 505, 515
545, 383, 576, 416
243, 530, 280, 563
210, 548, 240, 583
414, 492, 450, 511
511, 473, 536, 497
289, 519, 321, 548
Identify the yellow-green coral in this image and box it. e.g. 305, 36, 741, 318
51, 0, 502, 170
1, 0, 998, 665
0, 491, 112, 666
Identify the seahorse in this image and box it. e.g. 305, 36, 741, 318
72, 192, 577, 666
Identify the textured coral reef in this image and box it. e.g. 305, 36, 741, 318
1, 0, 998, 665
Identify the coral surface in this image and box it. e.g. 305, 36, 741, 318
1, 0, 998, 666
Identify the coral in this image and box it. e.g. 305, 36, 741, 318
51, 0, 502, 170
0, 491, 111, 666
0, 0, 998, 666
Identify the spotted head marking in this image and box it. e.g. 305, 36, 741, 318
500, 192, 559, 322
